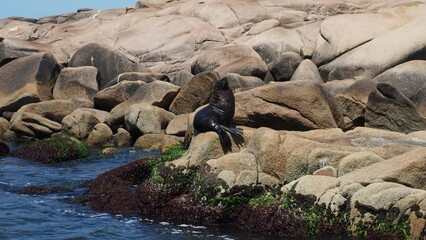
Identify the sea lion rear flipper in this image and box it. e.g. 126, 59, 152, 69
214, 125, 232, 154
222, 126, 243, 137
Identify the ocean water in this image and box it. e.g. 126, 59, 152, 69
0, 146, 281, 240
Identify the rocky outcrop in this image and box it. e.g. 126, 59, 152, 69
62, 108, 112, 140
94, 81, 146, 111
53, 66, 99, 104
124, 104, 175, 137
69, 43, 149, 90
234, 81, 344, 130
169, 71, 219, 115
0, 53, 60, 115
373, 60, 426, 99
0, 38, 69, 66
134, 134, 182, 153
109, 80, 179, 124
365, 83, 426, 133
320, 17, 426, 81
191, 45, 268, 79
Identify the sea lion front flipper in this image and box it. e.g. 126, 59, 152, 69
213, 124, 232, 153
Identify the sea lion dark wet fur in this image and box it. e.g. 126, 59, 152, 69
193, 78, 243, 153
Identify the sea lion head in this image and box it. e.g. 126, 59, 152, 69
214, 78, 229, 91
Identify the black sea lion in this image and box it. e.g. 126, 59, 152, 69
193, 78, 243, 153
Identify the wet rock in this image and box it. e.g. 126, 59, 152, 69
169, 71, 219, 115
86, 158, 151, 214
134, 134, 181, 153
112, 128, 132, 147
69, 43, 150, 90
16, 186, 73, 195
0, 141, 9, 156
0, 53, 61, 115
9, 134, 89, 163
86, 123, 114, 147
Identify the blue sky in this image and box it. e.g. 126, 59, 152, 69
0, 0, 137, 19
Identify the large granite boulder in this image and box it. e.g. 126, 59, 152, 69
109, 81, 179, 125
68, 43, 149, 90
191, 45, 268, 79
134, 134, 181, 153
334, 80, 377, 129
169, 71, 219, 115
365, 83, 426, 133
222, 73, 265, 92
235, 27, 304, 64
6, 100, 80, 139
14, 100, 80, 123
234, 81, 344, 130
94, 81, 146, 111
0, 38, 69, 66
312, 13, 410, 66
165, 113, 189, 137
0, 117, 10, 137
124, 104, 175, 137
289, 59, 323, 83
340, 148, 426, 190
62, 108, 112, 140
373, 60, 426, 99
86, 123, 114, 147
53, 66, 99, 103
8, 112, 62, 139
0, 53, 61, 115
319, 17, 426, 81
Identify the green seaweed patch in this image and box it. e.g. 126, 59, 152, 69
148, 144, 187, 186
10, 134, 89, 163
353, 210, 409, 239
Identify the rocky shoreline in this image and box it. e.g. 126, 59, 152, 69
1, 0, 426, 239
